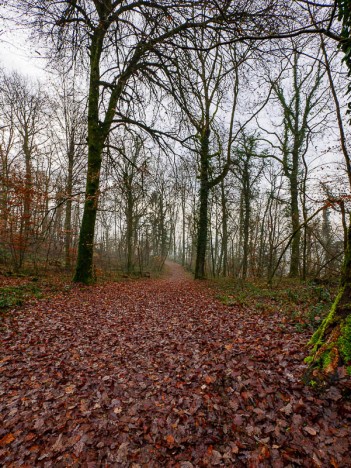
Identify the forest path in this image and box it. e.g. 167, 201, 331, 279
1, 265, 350, 466
162, 259, 193, 282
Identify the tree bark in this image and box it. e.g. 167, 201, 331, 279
126, 187, 134, 274
289, 170, 301, 277
73, 31, 104, 283
221, 179, 228, 277
289, 60, 302, 278
64, 133, 74, 270
195, 129, 210, 279
20, 128, 32, 270
242, 160, 251, 280
181, 186, 186, 267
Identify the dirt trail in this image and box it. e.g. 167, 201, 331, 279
0, 264, 350, 466
163, 260, 193, 282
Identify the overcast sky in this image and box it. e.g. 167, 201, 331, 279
0, 10, 346, 201
0, 17, 46, 78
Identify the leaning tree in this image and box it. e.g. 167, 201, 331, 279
304, 0, 351, 382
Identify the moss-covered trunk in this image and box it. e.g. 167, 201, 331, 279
73, 31, 104, 284
289, 171, 300, 277
305, 3, 351, 381
289, 77, 301, 278
73, 140, 103, 283
195, 129, 210, 280
306, 218, 351, 380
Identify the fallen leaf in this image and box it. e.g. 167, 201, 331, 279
165, 434, 175, 445
0, 433, 15, 447
65, 384, 76, 394
304, 426, 317, 436
52, 433, 63, 451
204, 375, 215, 384
280, 402, 293, 415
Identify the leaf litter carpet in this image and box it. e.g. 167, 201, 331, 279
1, 263, 350, 467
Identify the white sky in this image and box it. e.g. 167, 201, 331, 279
0, 13, 347, 199
0, 17, 46, 78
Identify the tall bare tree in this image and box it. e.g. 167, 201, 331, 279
261, 47, 326, 277
9, 0, 338, 282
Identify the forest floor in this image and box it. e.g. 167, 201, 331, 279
0, 262, 350, 467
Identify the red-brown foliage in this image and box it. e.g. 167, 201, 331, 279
0, 264, 350, 466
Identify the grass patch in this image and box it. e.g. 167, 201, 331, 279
211, 277, 336, 331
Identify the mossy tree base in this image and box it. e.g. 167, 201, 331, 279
305, 284, 351, 383
305, 217, 351, 384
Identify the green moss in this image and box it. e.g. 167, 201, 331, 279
305, 345, 337, 372
321, 350, 332, 370
308, 287, 344, 352
0, 284, 42, 309
339, 315, 351, 363
347, 366, 351, 376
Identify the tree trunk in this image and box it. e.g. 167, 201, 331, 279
0, 144, 9, 234
159, 193, 167, 260
181, 187, 186, 267
340, 201, 348, 253
64, 133, 74, 270
20, 129, 32, 270
73, 31, 104, 284
73, 137, 102, 283
195, 129, 210, 279
242, 162, 250, 280
126, 188, 134, 274
289, 170, 300, 277
221, 179, 228, 277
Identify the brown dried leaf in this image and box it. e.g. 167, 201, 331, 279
304, 426, 318, 436
0, 433, 15, 447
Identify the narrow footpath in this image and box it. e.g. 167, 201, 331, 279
0, 263, 350, 466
